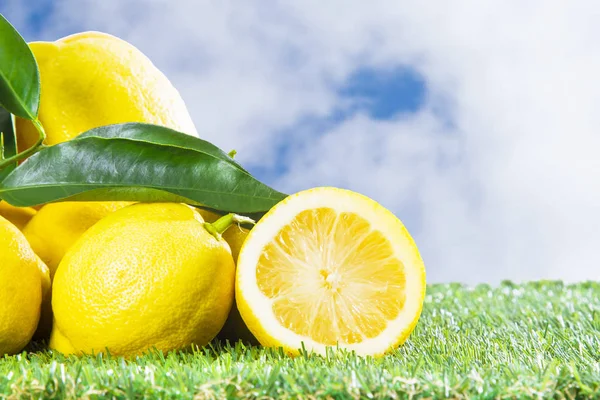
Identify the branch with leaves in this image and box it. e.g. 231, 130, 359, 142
0, 13, 286, 214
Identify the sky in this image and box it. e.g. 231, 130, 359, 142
2, 1, 599, 284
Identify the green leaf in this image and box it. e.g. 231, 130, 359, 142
0, 123, 287, 213
79, 123, 250, 174
0, 105, 17, 181
0, 13, 40, 120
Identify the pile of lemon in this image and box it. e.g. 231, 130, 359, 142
0, 32, 426, 358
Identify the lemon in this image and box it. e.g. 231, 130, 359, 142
236, 187, 427, 356
23, 202, 131, 277
0, 201, 36, 230
49, 203, 235, 357
197, 210, 258, 344
16, 31, 197, 150
0, 216, 50, 355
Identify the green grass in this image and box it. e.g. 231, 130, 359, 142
1, 281, 599, 399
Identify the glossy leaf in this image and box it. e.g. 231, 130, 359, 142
79, 123, 250, 174
0, 13, 40, 120
0, 123, 287, 213
0, 105, 17, 181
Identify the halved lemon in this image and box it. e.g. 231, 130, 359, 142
236, 187, 426, 356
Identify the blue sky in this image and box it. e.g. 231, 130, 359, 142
3, 1, 600, 284
338, 67, 426, 120
252, 66, 427, 196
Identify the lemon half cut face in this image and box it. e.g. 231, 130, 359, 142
236, 187, 427, 357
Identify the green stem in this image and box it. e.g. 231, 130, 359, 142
0, 132, 5, 160
203, 213, 256, 239
0, 117, 46, 170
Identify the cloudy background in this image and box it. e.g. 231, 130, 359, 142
2, 1, 599, 284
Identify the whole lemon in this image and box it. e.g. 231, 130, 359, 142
23, 202, 131, 278
197, 210, 258, 345
50, 203, 235, 357
0, 216, 50, 355
0, 201, 37, 230
16, 31, 198, 150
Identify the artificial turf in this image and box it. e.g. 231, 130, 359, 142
1, 281, 598, 399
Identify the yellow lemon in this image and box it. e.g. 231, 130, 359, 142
0, 201, 36, 230
49, 203, 235, 357
197, 210, 258, 344
0, 216, 49, 355
23, 202, 131, 278
236, 187, 427, 357
16, 31, 198, 150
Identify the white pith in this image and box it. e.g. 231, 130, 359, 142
237, 187, 426, 356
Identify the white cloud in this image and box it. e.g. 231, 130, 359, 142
3, 0, 600, 283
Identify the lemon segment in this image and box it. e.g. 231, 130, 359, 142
236, 187, 426, 356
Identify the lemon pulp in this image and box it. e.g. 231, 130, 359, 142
256, 207, 406, 346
